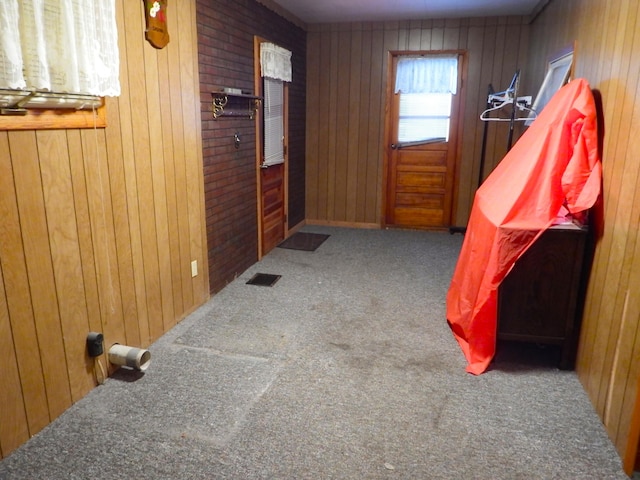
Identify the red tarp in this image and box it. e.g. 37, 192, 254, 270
446, 78, 602, 374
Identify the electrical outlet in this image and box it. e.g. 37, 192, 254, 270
191, 260, 198, 277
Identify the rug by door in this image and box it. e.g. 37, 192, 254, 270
277, 232, 330, 252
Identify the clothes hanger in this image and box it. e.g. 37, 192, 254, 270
479, 70, 537, 122
480, 96, 537, 122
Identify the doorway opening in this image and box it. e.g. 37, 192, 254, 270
383, 51, 466, 230
254, 37, 291, 258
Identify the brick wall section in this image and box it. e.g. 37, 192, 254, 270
196, 0, 306, 293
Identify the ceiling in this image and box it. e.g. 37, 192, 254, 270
270, 0, 542, 24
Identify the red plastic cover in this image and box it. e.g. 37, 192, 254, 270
446, 78, 602, 374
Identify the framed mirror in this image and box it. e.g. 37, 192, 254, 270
526, 45, 574, 125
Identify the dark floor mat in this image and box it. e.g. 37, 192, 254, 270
277, 232, 330, 251
246, 273, 281, 287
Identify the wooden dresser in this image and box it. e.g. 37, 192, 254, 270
497, 223, 588, 369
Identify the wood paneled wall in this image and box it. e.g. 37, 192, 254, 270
0, 0, 209, 458
196, 0, 307, 293
306, 18, 530, 227
527, 0, 640, 470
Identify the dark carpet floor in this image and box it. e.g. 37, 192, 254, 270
0, 227, 628, 479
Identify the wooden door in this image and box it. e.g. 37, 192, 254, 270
384, 52, 464, 229
255, 37, 288, 258
386, 142, 453, 228
260, 163, 285, 254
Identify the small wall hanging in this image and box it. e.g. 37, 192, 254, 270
143, 0, 170, 49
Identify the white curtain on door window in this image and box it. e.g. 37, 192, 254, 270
260, 42, 292, 82
0, 0, 120, 96
395, 55, 458, 95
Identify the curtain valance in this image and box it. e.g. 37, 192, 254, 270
395, 55, 458, 95
260, 42, 292, 82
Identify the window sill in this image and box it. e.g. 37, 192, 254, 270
0, 103, 106, 131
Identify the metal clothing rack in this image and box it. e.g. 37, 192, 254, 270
477, 70, 535, 185
449, 70, 535, 235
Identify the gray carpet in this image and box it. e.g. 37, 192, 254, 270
0, 227, 628, 479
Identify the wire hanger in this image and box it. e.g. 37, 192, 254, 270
480, 70, 537, 122
480, 96, 537, 121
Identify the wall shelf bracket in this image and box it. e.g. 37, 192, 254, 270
211, 89, 261, 119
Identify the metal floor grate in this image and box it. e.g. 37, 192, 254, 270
246, 273, 281, 287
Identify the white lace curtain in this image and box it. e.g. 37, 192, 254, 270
395, 54, 458, 95
260, 42, 292, 82
0, 0, 120, 96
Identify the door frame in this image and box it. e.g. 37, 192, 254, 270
254, 36, 289, 259
381, 49, 467, 229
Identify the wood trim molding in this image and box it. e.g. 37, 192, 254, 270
0, 104, 106, 131
306, 219, 380, 230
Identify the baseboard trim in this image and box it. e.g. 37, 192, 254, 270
304, 219, 381, 230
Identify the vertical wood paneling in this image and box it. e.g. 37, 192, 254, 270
66, 129, 106, 355
419, 20, 432, 49
178, 1, 207, 301
10, 130, 72, 420
0, 136, 30, 456
306, 30, 320, 220
306, 17, 529, 226
457, 21, 484, 217
123, 0, 164, 343
0, 263, 29, 457
528, 0, 640, 470
156, 48, 185, 322
142, 25, 175, 334
346, 27, 362, 222
442, 19, 459, 50
317, 27, 332, 220
430, 19, 444, 50
484, 19, 506, 176
568, 0, 606, 393
327, 28, 340, 220
365, 26, 385, 223
105, 95, 142, 349
81, 129, 128, 351
0, 0, 208, 458
0, 134, 50, 437
112, 1, 150, 347
594, 0, 639, 415
408, 20, 422, 50
334, 29, 352, 220
356, 25, 372, 222
165, 12, 194, 312
38, 130, 94, 402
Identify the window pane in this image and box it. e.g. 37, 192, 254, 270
400, 93, 451, 116
399, 118, 449, 142
264, 77, 284, 165
398, 92, 452, 143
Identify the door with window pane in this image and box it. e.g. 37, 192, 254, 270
259, 76, 287, 255
385, 53, 463, 229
